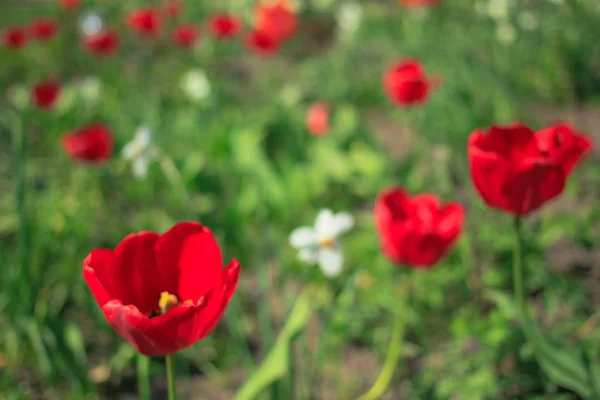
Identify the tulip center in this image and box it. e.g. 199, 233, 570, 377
156, 291, 210, 316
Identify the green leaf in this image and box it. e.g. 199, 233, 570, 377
233, 288, 318, 400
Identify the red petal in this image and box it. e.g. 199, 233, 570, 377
436, 202, 464, 242
468, 139, 512, 212
113, 232, 161, 315
410, 194, 441, 228
154, 221, 209, 297
83, 249, 117, 307
175, 229, 223, 303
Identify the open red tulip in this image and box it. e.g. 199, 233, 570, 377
468, 122, 592, 216
2, 27, 28, 50
208, 14, 242, 39
171, 24, 199, 48
127, 8, 162, 37
246, 29, 280, 55
83, 222, 241, 356
255, 0, 297, 42
306, 102, 330, 136
31, 80, 61, 109
383, 59, 435, 107
82, 29, 120, 56
61, 124, 113, 163
375, 188, 464, 267
29, 18, 59, 41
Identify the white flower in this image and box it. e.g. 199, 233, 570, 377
78, 77, 102, 104
518, 12, 538, 30
180, 69, 211, 103
496, 22, 517, 44
289, 209, 354, 277
80, 12, 103, 37
487, 0, 509, 20
336, 1, 363, 42
122, 126, 154, 180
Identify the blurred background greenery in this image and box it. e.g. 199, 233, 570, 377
1, 0, 599, 399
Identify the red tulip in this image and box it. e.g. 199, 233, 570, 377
83, 221, 241, 356
306, 102, 330, 136
255, 0, 298, 43
163, 0, 183, 18
2, 27, 28, 50
31, 80, 61, 109
246, 29, 280, 55
383, 59, 435, 107
58, 0, 80, 11
61, 124, 113, 163
29, 18, 59, 41
171, 24, 199, 48
468, 123, 592, 216
375, 188, 464, 267
127, 8, 162, 37
400, 0, 443, 6
82, 29, 120, 56
208, 14, 242, 39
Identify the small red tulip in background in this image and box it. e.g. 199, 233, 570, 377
375, 188, 464, 267
246, 29, 280, 55
383, 59, 435, 107
61, 124, 114, 163
468, 123, 592, 216
163, 0, 183, 18
2, 27, 28, 50
208, 14, 242, 39
255, 0, 298, 43
171, 24, 199, 48
58, 0, 80, 11
82, 29, 120, 56
31, 80, 61, 109
83, 221, 241, 356
29, 18, 59, 41
127, 8, 162, 37
306, 102, 330, 136
400, 0, 443, 6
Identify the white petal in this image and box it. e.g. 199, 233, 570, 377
333, 212, 354, 236
132, 157, 149, 180
135, 127, 152, 147
315, 209, 336, 241
318, 247, 343, 277
289, 227, 317, 248
121, 140, 138, 160
298, 248, 319, 264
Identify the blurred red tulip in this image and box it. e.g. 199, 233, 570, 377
400, 0, 443, 6
2, 27, 28, 50
83, 221, 241, 356
29, 18, 59, 41
375, 188, 464, 267
246, 29, 280, 55
468, 123, 592, 216
171, 24, 199, 48
58, 0, 80, 11
163, 0, 183, 18
306, 102, 330, 136
61, 124, 113, 163
82, 29, 120, 56
208, 14, 242, 39
127, 8, 162, 37
31, 80, 61, 109
383, 59, 435, 107
255, 0, 298, 42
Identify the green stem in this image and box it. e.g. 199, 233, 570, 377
165, 354, 178, 400
159, 153, 195, 218
356, 312, 406, 400
513, 217, 525, 319
137, 354, 151, 400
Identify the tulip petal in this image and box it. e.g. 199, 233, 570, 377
83, 249, 117, 307
506, 160, 565, 215
154, 221, 208, 297
113, 232, 161, 315
176, 230, 223, 305
468, 146, 511, 211
436, 202, 464, 242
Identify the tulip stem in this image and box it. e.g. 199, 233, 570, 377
356, 310, 406, 400
137, 354, 151, 400
165, 354, 178, 400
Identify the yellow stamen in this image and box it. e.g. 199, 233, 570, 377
320, 238, 335, 248
159, 291, 179, 313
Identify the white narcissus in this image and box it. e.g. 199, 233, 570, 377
289, 209, 354, 277
122, 126, 154, 180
